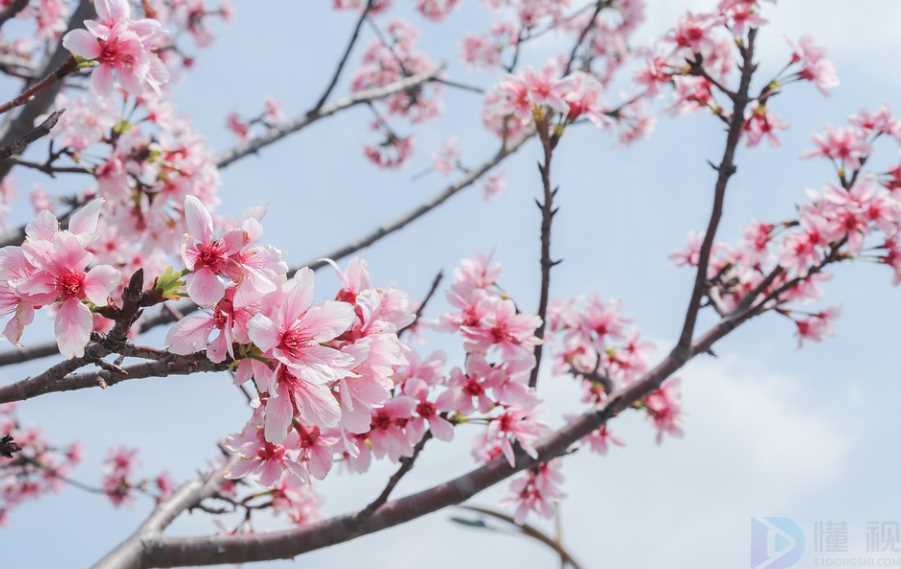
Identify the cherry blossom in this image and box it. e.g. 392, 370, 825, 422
62, 0, 169, 96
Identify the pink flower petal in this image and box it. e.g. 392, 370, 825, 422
264, 389, 294, 443
83, 265, 120, 305
294, 380, 340, 429
55, 297, 92, 358
247, 314, 278, 352
282, 268, 314, 324
187, 267, 224, 307
91, 65, 115, 97
298, 300, 354, 343
62, 29, 101, 59
165, 313, 214, 355
68, 198, 104, 240
184, 195, 214, 244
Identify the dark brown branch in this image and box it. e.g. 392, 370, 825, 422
310, 0, 374, 113
0, 341, 62, 366
398, 270, 444, 337
0, 352, 228, 404
4, 155, 92, 176
562, 0, 609, 76
528, 120, 560, 388
0, 56, 77, 116
430, 77, 485, 94
675, 28, 757, 356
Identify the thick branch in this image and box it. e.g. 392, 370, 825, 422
675, 28, 757, 355
130, 304, 762, 568
92, 457, 238, 569
0, 352, 228, 404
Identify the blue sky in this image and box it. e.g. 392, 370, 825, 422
3, 1, 901, 567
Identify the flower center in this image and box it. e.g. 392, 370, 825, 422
56, 270, 85, 299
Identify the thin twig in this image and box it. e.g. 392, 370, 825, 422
0, 56, 78, 116
452, 505, 587, 569
356, 432, 432, 519
398, 270, 444, 337
310, 0, 375, 112
216, 67, 443, 168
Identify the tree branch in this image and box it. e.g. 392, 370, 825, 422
120, 299, 765, 568
398, 270, 444, 337
216, 66, 444, 169
0, 351, 228, 404
452, 505, 586, 569
0, 56, 77, 116
91, 457, 239, 569
310, 0, 375, 113
356, 431, 432, 519
528, 120, 561, 388
674, 28, 757, 356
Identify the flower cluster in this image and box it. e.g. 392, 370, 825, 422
63, 0, 169, 96
0, 201, 120, 357
483, 64, 652, 146
352, 20, 441, 168
672, 105, 901, 345
635, 0, 837, 148
547, 293, 679, 442
0, 403, 81, 527
226, 97, 283, 141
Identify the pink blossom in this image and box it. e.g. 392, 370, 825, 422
181, 196, 280, 307
367, 396, 418, 462
416, 0, 460, 22
803, 126, 870, 171
226, 410, 306, 486
11, 202, 120, 357
789, 35, 839, 95
433, 137, 461, 175
505, 460, 565, 524
62, 0, 168, 96
744, 103, 789, 147
644, 380, 683, 443
482, 173, 507, 201
584, 424, 625, 454
462, 297, 542, 362
485, 405, 546, 467
794, 307, 840, 346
